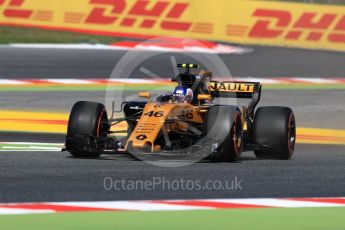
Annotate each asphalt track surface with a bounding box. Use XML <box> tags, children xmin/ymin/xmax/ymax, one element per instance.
<box><xmin>0</xmin><ymin>136</ymin><xmax>344</xmax><ymax>203</ymax></box>
<box><xmin>0</xmin><ymin>46</ymin><xmax>345</xmax><ymax>203</ymax></box>
<box><xmin>0</xmin><ymin>46</ymin><xmax>344</xmax><ymax>78</ymax></box>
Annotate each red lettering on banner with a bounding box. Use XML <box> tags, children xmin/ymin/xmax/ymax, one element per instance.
<box><xmin>249</xmin><ymin>9</ymin><xmax>291</xmax><ymax>38</ymax></box>
<box><xmin>3</xmin><ymin>0</ymin><xmax>32</xmax><ymax>18</ymax></box>
<box><xmin>161</xmin><ymin>21</ymin><xmax>191</xmax><ymax>31</ymax></box>
<box><xmin>127</xmin><ymin>0</ymin><xmax>169</xmax><ymax>28</ymax></box>
<box><xmin>161</xmin><ymin>3</ymin><xmax>192</xmax><ymax>31</ymax></box>
<box><xmin>85</xmin><ymin>0</ymin><xmax>125</xmax><ymax>24</ymax></box>
<box><xmin>9</xmin><ymin>0</ymin><xmax>24</xmax><ymax>5</ymax></box>
<box><xmin>328</xmin><ymin>15</ymin><xmax>345</xmax><ymax>43</ymax></box>
<box><xmin>306</xmin><ymin>32</ymin><xmax>323</xmax><ymax>41</ymax></box>
<box><xmin>285</xmin><ymin>31</ymin><xmax>302</xmax><ymax>40</ymax></box>
<box><xmin>294</xmin><ymin>13</ymin><xmax>336</xmax><ymax>29</ymax></box>
<box><xmin>166</xmin><ymin>3</ymin><xmax>189</xmax><ymax>18</ymax></box>
<box><xmin>85</xmin><ymin>0</ymin><xmax>192</xmax><ymax>31</ymax></box>
<box><xmin>141</xmin><ymin>19</ymin><xmax>155</xmax><ymax>28</ymax></box>
<box><xmin>129</xmin><ymin>0</ymin><xmax>168</xmax><ymax>17</ymax></box>
<box><xmin>121</xmin><ymin>17</ymin><xmax>135</xmax><ymax>26</ymax></box>
<box><xmin>289</xmin><ymin>13</ymin><xmax>336</xmax><ymax>41</ymax></box>
<box><xmin>249</xmin><ymin>8</ymin><xmax>345</xmax><ymax>44</ymax></box>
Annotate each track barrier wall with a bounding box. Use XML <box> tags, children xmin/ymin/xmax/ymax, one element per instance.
<box><xmin>0</xmin><ymin>0</ymin><xmax>344</xmax><ymax>51</ymax></box>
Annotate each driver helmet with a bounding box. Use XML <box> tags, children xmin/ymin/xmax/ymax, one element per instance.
<box><xmin>172</xmin><ymin>86</ymin><xmax>193</xmax><ymax>103</ymax></box>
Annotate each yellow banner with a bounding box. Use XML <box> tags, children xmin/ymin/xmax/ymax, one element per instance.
<box><xmin>0</xmin><ymin>0</ymin><xmax>344</xmax><ymax>51</ymax></box>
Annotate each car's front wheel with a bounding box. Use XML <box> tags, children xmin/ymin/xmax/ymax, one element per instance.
<box><xmin>67</xmin><ymin>101</ymin><xmax>109</xmax><ymax>158</ymax></box>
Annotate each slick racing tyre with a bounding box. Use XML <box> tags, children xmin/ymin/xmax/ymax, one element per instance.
<box><xmin>253</xmin><ymin>106</ymin><xmax>296</xmax><ymax>160</ymax></box>
<box><xmin>205</xmin><ymin>105</ymin><xmax>243</xmax><ymax>162</ymax></box>
<box><xmin>67</xmin><ymin>101</ymin><xmax>109</xmax><ymax>158</ymax></box>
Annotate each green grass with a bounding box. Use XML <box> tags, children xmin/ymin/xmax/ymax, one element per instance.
<box><xmin>1</xmin><ymin>207</ymin><xmax>345</xmax><ymax>230</ymax></box>
<box><xmin>0</xmin><ymin>26</ymin><xmax>124</xmax><ymax>44</ymax></box>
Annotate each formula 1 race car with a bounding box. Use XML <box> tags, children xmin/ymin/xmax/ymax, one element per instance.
<box><xmin>63</xmin><ymin>64</ymin><xmax>296</xmax><ymax>162</ymax></box>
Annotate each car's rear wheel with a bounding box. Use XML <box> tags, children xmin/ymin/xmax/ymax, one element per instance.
<box><xmin>253</xmin><ymin>106</ymin><xmax>296</xmax><ymax>159</ymax></box>
<box><xmin>205</xmin><ymin>105</ymin><xmax>243</xmax><ymax>162</ymax></box>
<box><xmin>67</xmin><ymin>101</ymin><xmax>109</xmax><ymax>158</ymax></box>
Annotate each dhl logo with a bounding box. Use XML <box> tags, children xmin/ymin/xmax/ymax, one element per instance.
<box><xmin>0</xmin><ymin>1</ymin><xmax>344</xmax><ymax>50</ymax></box>
<box><xmin>0</xmin><ymin>0</ymin><xmax>193</xmax><ymax>32</ymax></box>
<box><xmin>85</xmin><ymin>0</ymin><xmax>192</xmax><ymax>31</ymax></box>
<box><xmin>248</xmin><ymin>9</ymin><xmax>345</xmax><ymax>43</ymax></box>
<box><xmin>0</xmin><ymin>0</ymin><xmax>33</xmax><ymax>19</ymax></box>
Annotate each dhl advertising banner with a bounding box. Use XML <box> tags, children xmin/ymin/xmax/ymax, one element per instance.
<box><xmin>0</xmin><ymin>0</ymin><xmax>344</xmax><ymax>51</ymax></box>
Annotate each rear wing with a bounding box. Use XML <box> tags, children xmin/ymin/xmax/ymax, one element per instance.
<box><xmin>209</xmin><ymin>81</ymin><xmax>262</xmax><ymax>117</ymax></box>
<box><xmin>209</xmin><ymin>81</ymin><xmax>261</xmax><ymax>99</ymax></box>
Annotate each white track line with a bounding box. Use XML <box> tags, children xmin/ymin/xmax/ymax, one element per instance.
<box><xmin>45</xmin><ymin>79</ymin><xmax>94</xmax><ymax>84</ymax></box>
<box><xmin>49</xmin><ymin>201</ymin><xmax>212</xmax><ymax>211</ymax></box>
<box><xmin>208</xmin><ymin>198</ymin><xmax>345</xmax><ymax>208</ymax></box>
<box><xmin>6</xmin><ymin>43</ymin><xmax>250</xmax><ymax>54</ymax></box>
<box><xmin>107</xmin><ymin>78</ymin><xmax>167</xmax><ymax>84</ymax></box>
<box><xmin>231</xmin><ymin>77</ymin><xmax>282</xmax><ymax>84</ymax></box>
<box><xmin>0</xmin><ymin>142</ymin><xmax>63</xmax><ymax>152</ymax></box>
<box><xmin>0</xmin><ymin>150</ymin><xmax>61</xmax><ymax>152</ymax></box>
<box><xmin>288</xmin><ymin>78</ymin><xmax>339</xmax><ymax>84</ymax></box>
<box><xmin>0</xmin><ymin>142</ymin><xmax>63</xmax><ymax>145</ymax></box>
<box><xmin>0</xmin><ymin>79</ymin><xmax>29</xmax><ymax>85</ymax></box>
<box><xmin>1</xmin><ymin>146</ymin><xmax>61</xmax><ymax>150</ymax></box>
<box><xmin>0</xmin><ymin>208</ymin><xmax>54</xmax><ymax>215</ymax></box>
<box><xmin>7</xmin><ymin>44</ymin><xmax>119</xmax><ymax>50</ymax></box>
<box><xmin>1</xmin><ymin>198</ymin><xmax>345</xmax><ymax>215</ymax></box>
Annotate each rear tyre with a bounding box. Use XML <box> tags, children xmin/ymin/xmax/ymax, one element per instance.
<box><xmin>67</xmin><ymin>101</ymin><xmax>109</xmax><ymax>158</ymax></box>
<box><xmin>205</xmin><ymin>105</ymin><xmax>243</xmax><ymax>162</ymax></box>
<box><xmin>253</xmin><ymin>106</ymin><xmax>296</xmax><ymax>160</ymax></box>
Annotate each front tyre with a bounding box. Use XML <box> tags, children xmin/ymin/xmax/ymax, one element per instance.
<box><xmin>253</xmin><ymin>106</ymin><xmax>296</xmax><ymax>160</ymax></box>
<box><xmin>67</xmin><ymin>101</ymin><xmax>109</xmax><ymax>158</ymax></box>
<box><xmin>205</xmin><ymin>106</ymin><xmax>243</xmax><ymax>162</ymax></box>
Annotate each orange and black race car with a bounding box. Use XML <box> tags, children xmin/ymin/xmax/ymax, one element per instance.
<box><xmin>63</xmin><ymin>64</ymin><xmax>296</xmax><ymax>162</ymax></box>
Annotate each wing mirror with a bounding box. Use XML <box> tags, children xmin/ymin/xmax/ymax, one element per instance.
<box><xmin>138</xmin><ymin>92</ymin><xmax>151</xmax><ymax>100</ymax></box>
<box><xmin>197</xmin><ymin>94</ymin><xmax>212</xmax><ymax>101</ymax></box>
